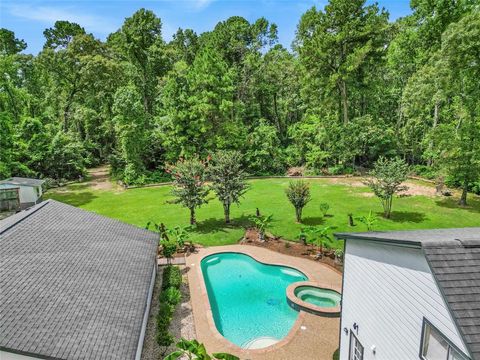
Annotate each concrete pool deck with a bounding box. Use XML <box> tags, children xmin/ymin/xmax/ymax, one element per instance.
<box><xmin>186</xmin><ymin>245</ymin><xmax>342</xmax><ymax>360</ymax></box>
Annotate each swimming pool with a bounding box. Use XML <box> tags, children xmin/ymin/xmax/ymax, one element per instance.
<box><xmin>201</xmin><ymin>252</ymin><xmax>307</xmax><ymax>349</ymax></box>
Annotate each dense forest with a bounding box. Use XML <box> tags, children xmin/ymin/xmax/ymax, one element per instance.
<box><xmin>0</xmin><ymin>0</ymin><xmax>479</xmax><ymax>195</ymax></box>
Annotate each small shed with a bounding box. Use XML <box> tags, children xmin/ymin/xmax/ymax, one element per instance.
<box><xmin>0</xmin><ymin>177</ymin><xmax>45</xmax><ymax>209</ymax></box>
<box><xmin>0</xmin><ymin>184</ymin><xmax>20</xmax><ymax>212</ymax></box>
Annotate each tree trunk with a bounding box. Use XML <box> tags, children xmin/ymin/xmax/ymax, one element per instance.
<box><xmin>273</xmin><ymin>92</ymin><xmax>282</xmax><ymax>138</ymax></box>
<box><xmin>383</xmin><ymin>196</ymin><xmax>392</xmax><ymax>219</ymax></box>
<box><xmin>459</xmin><ymin>181</ymin><xmax>468</xmax><ymax>206</ymax></box>
<box><xmin>427</xmin><ymin>101</ymin><xmax>440</xmax><ymax>167</ymax></box>
<box><xmin>189</xmin><ymin>208</ymin><xmax>196</xmax><ymax>225</ymax></box>
<box><xmin>224</xmin><ymin>203</ymin><xmax>230</xmax><ymax>224</ymax></box>
<box><xmin>339</xmin><ymin>80</ymin><xmax>349</xmax><ymax>124</ymax></box>
<box><xmin>295</xmin><ymin>207</ymin><xmax>302</xmax><ymax>223</ymax></box>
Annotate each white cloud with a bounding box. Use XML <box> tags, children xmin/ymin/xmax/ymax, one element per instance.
<box><xmin>6</xmin><ymin>4</ymin><xmax>119</xmax><ymax>35</ymax></box>
<box><xmin>192</xmin><ymin>0</ymin><xmax>215</xmax><ymax>10</ymax></box>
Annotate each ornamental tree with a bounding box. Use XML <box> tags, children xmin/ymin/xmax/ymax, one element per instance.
<box><xmin>285</xmin><ymin>180</ymin><xmax>311</xmax><ymax>223</ymax></box>
<box><xmin>365</xmin><ymin>157</ymin><xmax>409</xmax><ymax>218</ymax></box>
<box><xmin>207</xmin><ymin>150</ymin><xmax>249</xmax><ymax>223</ymax></box>
<box><xmin>168</xmin><ymin>158</ymin><xmax>209</xmax><ymax>225</ymax></box>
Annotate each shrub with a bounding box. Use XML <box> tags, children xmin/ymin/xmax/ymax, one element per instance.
<box><xmin>445</xmin><ymin>175</ymin><xmax>480</xmax><ymax>195</ymax></box>
<box><xmin>411</xmin><ymin>164</ymin><xmax>437</xmax><ymax>180</ymax></box>
<box><xmin>162</xmin><ymin>266</ymin><xmax>182</xmax><ymax>290</ymax></box>
<box><xmin>156</xmin><ymin>265</ymin><xmax>182</xmax><ymax>348</ymax></box>
<box><xmin>161</xmin><ymin>287</ymin><xmax>182</xmax><ymax>306</ymax></box>
<box><xmin>161</xmin><ymin>240</ymin><xmax>177</xmax><ymax>264</ymax></box>
<box><xmin>156</xmin><ymin>303</ymin><xmax>175</xmax><ymax>346</ymax></box>
<box><xmin>327</xmin><ymin>165</ymin><xmax>344</xmax><ymax>175</ymax></box>
<box><xmin>319</xmin><ymin>203</ymin><xmax>330</xmax><ymax>217</ymax></box>
<box><xmin>156</xmin><ymin>328</ymin><xmax>174</xmax><ymax>347</ymax></box>
<box><xmin>285</xmin><ymin>180</ymin><xmax>311</xmax><ymax>222</ymax></box>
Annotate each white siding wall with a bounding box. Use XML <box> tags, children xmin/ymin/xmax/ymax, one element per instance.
<box><xmin>339</xmin><ymin>239</ymin><xmax>468</xmax><ymax>360</ymax></box>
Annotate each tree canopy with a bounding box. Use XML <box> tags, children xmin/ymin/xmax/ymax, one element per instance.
<box><xmin>0</xmin><ymin>2</ymin><xmax>478</xmax><ymax>202</ymax></box>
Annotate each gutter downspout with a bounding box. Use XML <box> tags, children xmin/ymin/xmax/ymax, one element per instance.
<box><xmin>135</xmin><ymin>262</ymin><xmax>157</xmax><ymax>360</ymax></box>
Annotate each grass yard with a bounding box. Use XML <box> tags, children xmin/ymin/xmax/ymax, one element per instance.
<box><xmin>46</xmin><ymin>178</ymin><xmax>480</xmax><ymax>248</ymax></box>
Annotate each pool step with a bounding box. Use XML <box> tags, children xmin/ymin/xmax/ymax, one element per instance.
<box><xmin>242</xmin><ymin>336</ymin><xmax>279</xmax><ymax>349</ymax></box>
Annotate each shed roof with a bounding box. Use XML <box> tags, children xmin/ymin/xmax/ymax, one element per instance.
<box><xmin>0</xmin><ymin>200</ymin><xmax>158</xmax><ymax>360</ymax></box>
<box><xmin>0</xmin><ymin>177</ymin><xmax>45</xmax><ymax>187</ymax></box>
<box><xmin>336</xmin><ymin>227</ymin><xmax>480</xmax><ymax>360</ymax></box>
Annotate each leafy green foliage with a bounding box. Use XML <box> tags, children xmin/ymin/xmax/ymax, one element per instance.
<box><xmin>0</xmin><ymin>28</ymin><xmax>27</xmax><ymax>55</ymax></box>
<box><xmin>355</xmin><ymin>210</ymin><xmax>379</xmax><ymax>231</ymax></box>
<box><xmin>365</xmin><ymin>157</ymin><xmax>409</xmax><ymax>218</ymax></box>
<box><xmin>249</xmin><ymin>214</ymin><xmax>273</xmax><ymax>241</ymax></box>
<box><xmin>160</xmin><ymin>287</ymin><xmax>182</xmax><ymax>306</ymax></box>
<box><xmin>2</xmin><ymin>1</ymin><xmax>478</xmax><ymax>209</ymax></box>
<box><xmin>207</xmin><ymin>150</ymin><xmax>249</xmax><ymax>223</ymax></box>
<box><xmin>164</xmin><ymin>338</ymin><xmax>239</xmax><ymax>360</ymax></box>
<box><xmin>162</xmin><ymin>265</ymin><xmax>182</xmax><ymax>290</ymax></box>
<box><xmin>160</xmin><ymin>240</ymin><xmax>177</xmax><ymax>263</ymax></box>
<box><xmin>300</xmin><ymin>225</ymin><xmax>337</xmax><ymax>255</ymax></box>
<box><xmin>168</xmin><ymin>158</ymin><xmax>209</xmax><ymax>225</ymax></box>
<box><xmin>156</xmin><ymin>265</ymin><xmax>182</xmax><ymax>348</ymax></box>
<box><xmin>166</xmin><ymin>225</ymin><xmax>191</xmax><ymax>249</ymax></box>
<box><xmin>285</xmin><ymin>180</ymin><xmax>311</xmax><ymax>222</ymax></box>
<box><xmin>319</xmin><ymin>203</ymin><xmax>330</xmax><ymax>217</ymax></box>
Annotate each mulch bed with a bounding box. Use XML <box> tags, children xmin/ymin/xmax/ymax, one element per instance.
<box><xmin>157</xmin><ymin>229</ymin><xmax>344</xmax><ymax>273</ymax></box>
<box><xmin>241</xmin><ymin>228</ymin><xmax>344</xmax><ymax>273</ymax></box>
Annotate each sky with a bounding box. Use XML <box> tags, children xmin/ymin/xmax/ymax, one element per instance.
<box><xmin>0</xmin><ymin>0</ymin><xmax>412</xmax><ymax>55</ymax></box>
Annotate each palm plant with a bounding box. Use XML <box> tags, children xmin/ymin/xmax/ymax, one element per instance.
<box><xmin>164</xmin><ymin>338</ymin><xmax>239</xmax><ymax>360</ymax></box>
<box><xmin>355</xmin><ymin>210</ymin><xmax>378</xmax><ymax>231</ymax></box>
<box><xmin>249</xmin><ymin>214</ymin><xmax>273</xmax><ymax>241</ymax></box>
<box><xmin>301</xmin><ymin>225</ymin><xmax>337</xmax><ymax>257</ymax></box>
<box><xmin>167</xmin><ymin>225</ymin><xmax>192</xmax><ymax>250</ymax></box>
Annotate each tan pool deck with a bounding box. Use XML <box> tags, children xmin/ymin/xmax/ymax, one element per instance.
<box><xmin>186</xmin><ymin>245</ymin><xmax>342</xmax><ymax>360</ymax></box>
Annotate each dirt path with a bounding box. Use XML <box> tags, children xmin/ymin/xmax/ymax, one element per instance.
<box><xmin>85</xmin><ymin>165</ymin><xmax>120</xmax><ymax>191</ymax></box>
<box><xmin>322</xmin><ymin>177</ymin><xmax>438</xmax><ymax>197</ymax></box>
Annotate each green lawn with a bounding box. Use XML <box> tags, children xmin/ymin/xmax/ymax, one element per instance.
<box><xmin>46</xmin><ymin>178</ymin><xmax>480</xmax><ymax>248</ymax></box>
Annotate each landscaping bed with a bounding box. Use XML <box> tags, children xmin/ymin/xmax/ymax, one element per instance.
<box><xmin>141</xmin><ymin>266</ymin><xmax>195</xmax><ymax>360</ymax></box>
<box><xmin>241</xmin><ymin>229</ymin><xmax>343</xmax><ymax>272</ymax></box>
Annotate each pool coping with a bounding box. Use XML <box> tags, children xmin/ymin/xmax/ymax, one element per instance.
<box><xmin>286</xmin><ymin>281</ymin><xmax>342</xmax><ymax>317</ymax></box>
<box><xmin>186</xmin><ymin>245</ymin><xmax>342</xmax><ymax>358</ymax></box>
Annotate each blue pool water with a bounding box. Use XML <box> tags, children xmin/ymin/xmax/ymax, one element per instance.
<box><xmin>201</xmin><ymin>252</ymin><xmax>307</xmax><ymax>348</ymax></box>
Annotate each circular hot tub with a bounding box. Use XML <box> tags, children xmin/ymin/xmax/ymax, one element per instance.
<box><xmin>286</xmin><ymin>281</ymin><xmax>341</xmax><ymax>317</ymax></box>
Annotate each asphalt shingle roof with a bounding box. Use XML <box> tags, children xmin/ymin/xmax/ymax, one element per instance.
<box><xmin>0</xmin><ymin>200</ymin><xmax>158</xmax><ymax>360</ymax></box>
<box><xmin>336</xmin><ymin>227</ymin><xmax>480</xmax><ymax>360</ymax></box>
<box><xmin>335</xmin><ymin>227</ymin><xmax>480</xmax><ymax>246</ymax></box>
<box><xmin>0</xmin><ymin>177</ymin><xmax>45</xmax><ymax>187</ymax></box>
<box><xmin>423</xmin><ymin>239</ymin><xmax>480</xmax><ymax>360</ymax></box>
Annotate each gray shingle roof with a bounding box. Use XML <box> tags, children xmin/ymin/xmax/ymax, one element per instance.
<box><xmin>336</xmin><ymin>227</ymin><xmax>480</xmax><ymax>360</ymax></box>
<box><xmin>335</xmin><ymin>227</ymin><xmax>480</xmax><ymax>246</ymax></box>
<box><xmin>423</xmin><ymin>239</ymin><xmax>480</xmax><ymax>360</ymax></box>
<box><xmin>0</xmin><ymin>200</ymin><xmax>158</xmax><ymax>360</ymax></box>
<box><xmin>0</xmin><ymin>177</ymin><xmax>45</xmax><ymax>187</ymax></box>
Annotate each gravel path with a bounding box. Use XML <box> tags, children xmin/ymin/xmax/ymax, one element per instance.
<box><xmin>141</xmin><ymin>266</ymin><xmax>196</xmax><ymax>360</ymax></box>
